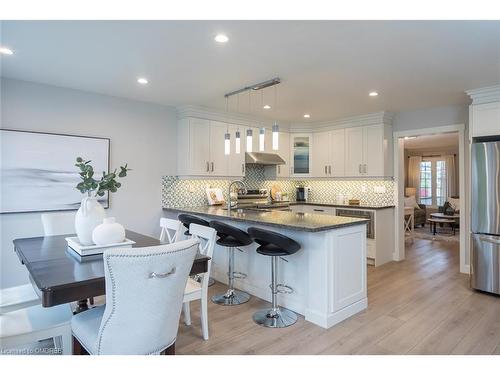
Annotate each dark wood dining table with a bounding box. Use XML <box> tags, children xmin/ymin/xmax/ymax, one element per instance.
<box><xmin>13</xmin><ymin>230</ymin><xmax>210</xmax><ymax>311</ymax></box>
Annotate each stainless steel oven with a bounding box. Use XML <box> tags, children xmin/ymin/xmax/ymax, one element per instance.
<box><xmin>336</xmin><ymin>209</ymin><xmax>374</xmax><ymax>239</ymax></box>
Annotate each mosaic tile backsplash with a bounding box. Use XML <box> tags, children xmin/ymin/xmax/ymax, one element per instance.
<box><xmin>162</xmin><ymin>165</ymin><xmax>394</xmax><ymax>208</ymax></box>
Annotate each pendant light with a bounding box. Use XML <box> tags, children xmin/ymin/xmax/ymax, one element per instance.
<box><xmin>235</xmin><ymin>129</ymin><xmax>241</xmax><ymax>154</ymax></box>
<box><xmin>272</xmin><ymin>122</ymin><xmax>279</xmax><ymax>150</ymax></box>
<box><xmin>246</xmin><ymin>129</ymin><xmax>253</xmax><ymax>152</ymax></box>
<box><xmin>246</xmin><ymin>90</ymin><xmax>253</xmax><ymax>152</ymax></box>
<box><xmin>224</xmin><ymin>97</ymin><xmax>230</xmax><ymax>155</ymax></box>
<box><xmin>234</xmin><ymin>94</ymin><xmax>240</xmax><ymax>154</ymax></box>
<box><xmin>259</xmin><ymin>90</ymin><xmax>265</xmax><ymax>151</ymax></box>
<box><xmin>259</xmin><ymin>127</ymin><xmax>265</xmax><ymax>151</ymax></box>
<box><xmin>272</xmin><ymin>85</ymin><xmax>279</xmax><ymax>150</ymax></box>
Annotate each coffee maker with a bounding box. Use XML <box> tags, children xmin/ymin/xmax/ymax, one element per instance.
<box><xmin>296</xmin><ymin>186</ymin><xmax>309</xmax><ymax>202</ymax></box>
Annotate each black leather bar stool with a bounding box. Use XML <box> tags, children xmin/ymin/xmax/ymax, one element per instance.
<box><xmin>247</xmin><ymin>227</ymin><xmax>301</xmax><ymax>328</ymax></box>
<box><xmin>178</xmin><ymin>214</ymin><xmax>210</xmax><ymax>236</ymax></box>
<box><xmin>209</xmin><ymin>221</ymin><xmax>253</xmax><ymax>305</ymax></box>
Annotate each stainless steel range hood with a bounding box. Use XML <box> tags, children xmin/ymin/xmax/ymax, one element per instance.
<box><xmin>245</xmin><ymin>152</ymin><xmax>285</xmax><ymax>165</ymax></box>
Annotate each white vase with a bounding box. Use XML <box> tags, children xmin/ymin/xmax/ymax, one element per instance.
<box><xmin>75</xmin><ymin>197</ymin><xmax>106</xmax><ymax>245</ymax></box>
<box><xmin>92</xmin><ymin>217</ymin><xmax>125</xmax><ymax>245</ymax></box>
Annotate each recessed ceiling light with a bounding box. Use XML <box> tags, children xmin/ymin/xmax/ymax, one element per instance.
<box><xmin>404</xmin><ymin>136</ymin><xmax>417</xmax><ymax>140</ymax></box>
<box><xmin>263</xmin><ymin>105</ymin><xmax>271</xmax><ymax>109</ymax></box>
<box><xmin>0</xmin><ymin>47</ymin><xmax>14</xmax><ymax>55</ymax></box>
<box><xmin>369</xmin><ymin>91</ymin><xmax>379</xmax><ymax>97</ymax></box>
<box><xmin>214</xmin><ymin>34</ymin><xmax>229</xmax><ymax>43</ymax></box>
<box><xmin>303</xmin><ymin>114</ymin><xmax>311</xmax><ymax>118</ymax></box>
<box><xmin>137</xmin><ymin>78</ymin><xmax>148</xmax><ymax>85</ymax></box>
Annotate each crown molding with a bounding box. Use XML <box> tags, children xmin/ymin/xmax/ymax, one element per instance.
<box><xmin>176</xmin><ymin>105</ymin><xmax>290</xmax><ymax>130</ymax></box>
<box><xmin>466</xmin><ymin>84</ymin><xmax>500</xmax><ymax>105</ymax></box>
<box><xmin>177</xmin><ymin>105</ymin><xmax>393</xmax><ymax>133</ymax></box>
<box><xmin>289</xmin><ymin>111</ymin><xmax>393</xmax><ymax>132</ymax></box>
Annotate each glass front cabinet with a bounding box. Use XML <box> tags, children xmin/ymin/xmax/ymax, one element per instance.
<box><xmin>290</xmin><ymin>133</ymin><xmax>312</xmax><ymax>177</ymax></box>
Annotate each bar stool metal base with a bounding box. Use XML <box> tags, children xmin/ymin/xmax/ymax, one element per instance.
<box><xmin>211</xmin><ymin>290</ymin><xmax>250</xmax><ymax>305</ymax></box>
<box><xmin>252</xmin><ymin>307</ymin><xmax>297</xmax><ymax>328</ymax></box>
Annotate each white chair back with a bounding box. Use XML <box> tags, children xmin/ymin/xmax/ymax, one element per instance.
<box><xmin>41</xmin><ymin>212</ymin><xmax>76</xmax><ymax>236</ymax></box>
<box><xmin>159</xmin><ymin>218</ymin><xmax>182</xmax><ymax>244</ymax></box>
<box><xmin>189</xmin><ymin>223</ymin><xmax>216</xmax><ymax>290</ymax></box>
<box><xmin>96</xmin><ymin>239</ymin><xmax>199</xmax><ymax>354</ymax></box>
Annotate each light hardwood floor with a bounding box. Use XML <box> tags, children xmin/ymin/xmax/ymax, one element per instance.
<box><xmin>176</xmin><ymin>238</ymin><xmax>500</xmax><ymax>355</ymax></box>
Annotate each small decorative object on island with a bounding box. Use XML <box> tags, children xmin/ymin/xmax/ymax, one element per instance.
<box><xmin>74</xmin><ymin>157</ymin><xmax>130</xmax><ymax>245</ymax></box>
<box><xmin>92</xmin><ymin>217</ymin><xmax>126</xmax><ymax>245</ymax></box>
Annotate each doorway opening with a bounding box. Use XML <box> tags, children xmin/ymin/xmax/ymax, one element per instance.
<box><xmin>393</xmin><ymin>124</ymin><xmax>467</xmax><ymax>274</ymax></box>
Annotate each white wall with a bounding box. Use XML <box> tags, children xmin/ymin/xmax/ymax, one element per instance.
<box><xmin>392</xmin><ymin>104</ymin><xmax>468</xmax><ymax>132</ymax></box>
<box><xmin>0</xmin><ymin>78</ymin><xmax>177</xmax><ymax>288</ymax></box>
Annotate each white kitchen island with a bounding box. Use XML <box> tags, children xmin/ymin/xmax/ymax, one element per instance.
<box><xmin>163</xmin><ymin>206</ymin><xmax>368</xmax><ymax>329</ymax></box>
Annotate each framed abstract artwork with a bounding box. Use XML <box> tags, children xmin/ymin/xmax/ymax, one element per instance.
<box><xmin>0</xmin><ymin>129</ymin><xmax>110</xmax><ymax>213</ymax></box>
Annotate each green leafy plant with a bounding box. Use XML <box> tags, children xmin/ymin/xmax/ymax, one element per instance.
<box><xmin>75</xmin><ymin>157</ymin><xmax>131</xmax><ymax>197</ymax></box>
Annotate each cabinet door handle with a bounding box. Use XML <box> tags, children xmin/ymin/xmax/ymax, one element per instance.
<box><xmin>328</xmin><ymin>165</ymin><xmax>332</xmax><ymax>175</ymax></box>
<box><xmin>211</xmin><ymin>162</ymin><xmax>214</xmax><ymax>172</ymax></box>
<box><xmin>358</xmin><ymin>164</ymin><xmax>362</xmax><ymax>174</ymax></box>
<box><xmin>324</xmin><ymin>165</ymin><xmax>328</xmax><ymax>175</ymax></box>
<box><xmin>242</xmin><ymin>163</ymin><xmax>245</xmax><ymax>174</ymax></box>
<box><xmin>363</xmin><ymin>164</ymin><xmax>367</xmax><ymax>174</ymax></box>
<box><xmin>206</xmin><ymin>162</ymin><xmax>210</xmax><ymax>172</ymax></box>
<box><xmin>278</xmin><ymin>165</ymin><xmax>280</xmax><ymax>174</ymax></box>
<box><xmin>313</xmin><ymin>208</ymin><xmax>325</xmax><ymax>212</ymax></box>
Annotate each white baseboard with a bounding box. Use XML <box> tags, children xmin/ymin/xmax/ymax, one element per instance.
<box><xmin>460</xmin><ymin>264</ymin><xmax>470</xmax><ymax>274</ymax></box>
<box><xmin>305</xmin><ymin>298</ymin><xmax>368</xmax><ymax>329</ymax></box>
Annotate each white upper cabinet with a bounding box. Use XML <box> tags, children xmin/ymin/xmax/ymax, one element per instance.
<box><xmin>290</xmin><ymin>133</ymin><xmax>313</xmax><ymax>177</ymax></box>
<box><xmin>330</xmin><ymin>129</ymin><xmax>345</xmax><ymax>177</ymax></box>
<box><xmin>312</xmin><ymin>131</ymin><xmax>331</xmax><ymax>177</ymax></box>
<box><xmin>226</xmin><ymin>124</ymin><xmax>246</xmax><ymax>177</ymax></box>
<box><xmin>178</xmin><ymin>115</ymin><xmax>392</xmax><ymax>178</ymax></box>
<box><xmin>180</xmin><ymin>117</ymin><xmax>210</xmax><ymax>176</ymax></box>
<box><xmin>470</xmin><ymin>102</ymin><xmax>500</xmax><ymax>137</ymax></box>
<box><xmin>263</xmin><ymin>130</ymin><xmax>290</xmax><ymax>178</ymax></box>
<box><xmin>345</xmin><ymin>124</ymin><xmax>392</xmax><ymax>177</ymax></box>
<box><xmin>312</xmin><ymin>129</ymin><xmax>345</xmax><ymax>177</ymax></box>
<box><xmin>208</xmin><ymin>121</ymin><xmax>228</xmax><ymax>176</ymax></box>
<box><xmin>177</xmin><ymin>117</ymin><xmax>244</xmax><ymax>177</ymax></box>
<box><xmin>345</xmin><ymin>127</ymin><xmax>365</xmax><ymax>176</ymax></box>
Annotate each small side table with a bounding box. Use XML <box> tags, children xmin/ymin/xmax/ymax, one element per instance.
<box><xmin>404</xmin><ymin>206</ymin><xmax>415</xmax><ymax>243</ymax></box>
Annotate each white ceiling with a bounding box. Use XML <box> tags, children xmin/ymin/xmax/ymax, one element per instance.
<box><xmin>1</xmin><ymin>20</ymin><xmax>499</xmax><ymax>122</ymax></box>
<box><xmin>404</xmin><ymin>132</ymin><xmax>459</xmax><ymax>150</ymax></box>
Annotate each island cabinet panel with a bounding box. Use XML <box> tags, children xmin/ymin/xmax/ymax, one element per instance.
<box><xmin>163</xmin><ymin>206</ymin><xmax>368</xmax><ymax>329</ymax></box>
<box><xmin>306</xmin><ymin>224</ymin><xmax>367</xmax><ymax>328</ymax></box>
<box><xmin>330</xmin><ymin>227</ymin><xmax>367</xmax><ymax>312</ymax></box>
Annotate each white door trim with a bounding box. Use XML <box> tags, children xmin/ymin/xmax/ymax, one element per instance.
<box><xmin>393</xmin><ymin>124</ymin><xmax>468</xmax><ymax>274</ymax></box>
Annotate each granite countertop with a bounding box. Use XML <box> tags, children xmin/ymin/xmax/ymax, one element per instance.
<box><xmin>163</xmin><ymin>206</ymin><xmax>369</xmax><ymax>232</ymax></box>
<box><xmin>288</xmin><ymin>201</ymin><xmax>395</xmax><ymax>210</ymax></box>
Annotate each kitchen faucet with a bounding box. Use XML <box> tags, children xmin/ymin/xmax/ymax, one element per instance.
<box><xmin>227</xmin><ymin>180</ymin><xmax>247</xmax><ymax>212</ymax></box>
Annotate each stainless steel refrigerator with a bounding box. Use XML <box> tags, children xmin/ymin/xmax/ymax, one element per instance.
<box><xmin>471</xmin><ymin>136</ymin><xmax>500</xmax><ymax>295</ymax></box>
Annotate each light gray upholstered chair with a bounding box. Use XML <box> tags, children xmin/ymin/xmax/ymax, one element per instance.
<box><xmin>71</xmin><ymin>239</ymin><xmax>199</xmax><ymax>355</ymax></box>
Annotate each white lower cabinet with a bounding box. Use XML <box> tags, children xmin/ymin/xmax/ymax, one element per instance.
<box><xmin>290</xmin><ymin>205</ymin><xmax>394</xmax><ymax>266</ymax></box>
